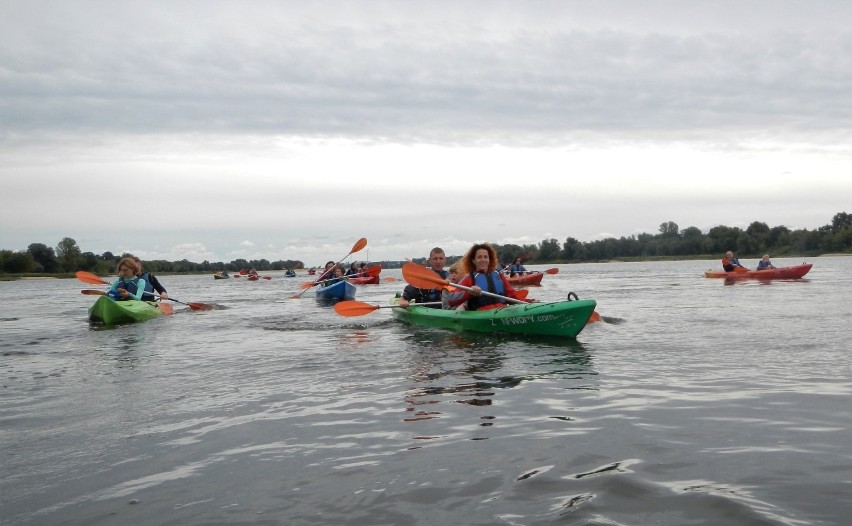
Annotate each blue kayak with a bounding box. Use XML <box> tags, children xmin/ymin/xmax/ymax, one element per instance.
<box><xmin>315</xmin><ymin>280</ymin><xmax>356</xmax><ymax>301</ymax></box>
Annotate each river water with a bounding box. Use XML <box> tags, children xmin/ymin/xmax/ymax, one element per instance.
<box><xmin>2</xmin><ymin>257</ymin><xmax>851</xmax><ymax>525</ymax></box>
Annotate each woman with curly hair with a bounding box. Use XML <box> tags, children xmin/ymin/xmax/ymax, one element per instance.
<box><xmin>447</xmin><ymin>242</ymin><xmax>529</xmax><ymax>311</ymax></box>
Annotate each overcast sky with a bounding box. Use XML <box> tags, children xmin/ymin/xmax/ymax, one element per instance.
<box><xmin>2</xmin><ymin>0</ymin><xmax>851</xmax><ymax>265</ymax></box>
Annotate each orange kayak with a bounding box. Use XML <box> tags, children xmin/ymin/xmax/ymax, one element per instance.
<box><xmin>506</xmin><ymin>272</ymin><xmax>544</xmax><ymax>286</ymax></box>
<box><xmin>704</xmin><ymin>263</ymin><xmax>812</xmax><ymax>279</ymax></box>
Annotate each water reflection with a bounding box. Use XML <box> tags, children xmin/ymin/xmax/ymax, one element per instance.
<box><xmin>400</xmin><ymin>328</ymin><xmax>598</xmax><ymax>446</ymax></box>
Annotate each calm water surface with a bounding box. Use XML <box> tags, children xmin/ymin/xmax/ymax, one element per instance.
<box><xmin>2</xmin><ymin>257</ymin><xmax>851</xmax><ymax>525</ymax></box>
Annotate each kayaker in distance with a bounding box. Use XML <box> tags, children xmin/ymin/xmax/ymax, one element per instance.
<box><xmin>398</xmin><ymin>247</ymin><xmax>447</xmax><ymax>309</ymax></box>
<box><xmin>756</xmin><ymin>254</ymin><xmax>777</xmax><ymax>271</ymax></box>
<box><xmin>109</xmin><ymin>257</ymin><xmax>149</xmax><ymax>301</ymax></box>
<box><xmin>448</xmin><ymin>243</ymin><xmax>530</xmax><ymax>311</ymax></box>
<box><xmin>508</xmin><ymin>256</ymin><xmax>528</xmax><ymax>277</ymax></box>
<box><xmin>345</xmin><ymin>262</ymin><xmax>360</xmax><ymax>276</ymax></box>
<box><xmin>722</xmin><ymin>250</ymin><xmax>747</xmax><ymax>272</ymax></box>
<box><xmin>133</xmin><ymin>256</ymin><xmax>168</xmax><ymax>301</ymax></box>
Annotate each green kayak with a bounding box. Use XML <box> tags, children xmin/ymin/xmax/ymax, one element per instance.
<box><xmin>88</xmin><ymin>296</ymin><xmax>168</xmax><ymax>325</ymax></box>
<box><xmin>391</xmin><ymin>298</ymin><xmax>597</xmax><ymax>338</ymax></box>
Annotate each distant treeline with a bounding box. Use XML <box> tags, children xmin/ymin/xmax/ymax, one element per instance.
<box><xmin>2</xmin><ymin>212</ymin><xmax>850</xmax><ymax>276</ymax></box>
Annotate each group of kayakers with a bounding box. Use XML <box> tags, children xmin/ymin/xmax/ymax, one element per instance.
<box><xmin>310</xmin><ymin>260</ymin><xmax>374</xmax><ymax>286</ymax></box>
<box><xmin>398</xmin><ymin>243</ymin><xmax>531</xmax><ymax>312</ymax></box>
<box><xmin>722</xmin><ymin>251</ymin><xmax>777</xmax><ymax>272</ymax></box>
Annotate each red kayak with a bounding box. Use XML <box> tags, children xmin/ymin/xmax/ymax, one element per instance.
<box><xmin>506</xmin><ymin>272</ymin><xmax>544</xmax><ymax>286</ymax></box>
<box><xmin>704</xmin><ymin>263</ymin><xmax>812</xmax><ymax>280</ymax></box>
<box><xmin>348</xmin><ymin>275</ymin><xmax>380</xmax><ymax>285</ymax></box>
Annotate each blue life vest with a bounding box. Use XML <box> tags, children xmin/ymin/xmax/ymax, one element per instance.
<box><xmin>138</xmin><ymin>272</ymin><xmax>156</xmax><ymax>301</ymax></box>
<box><xmin>114</xmin><ymin>277</ymin><xmax>142</xmax><ymax>299</ymax></box>
<box><xmin>467</xmin><ymin>271</ymin><xmax>505</xmax><ymax>310</ymax></box>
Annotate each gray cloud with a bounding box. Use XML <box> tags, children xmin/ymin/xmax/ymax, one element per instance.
<box><xmin>3</xmin><ymin>1</ymin><xmax>852</xmax><ymax>147</ymax></box>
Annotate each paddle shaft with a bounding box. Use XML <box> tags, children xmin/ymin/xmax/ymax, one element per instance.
<box><xmin>383</xmin><ymin>302</ymin><xmax>441</xmax><ymax>309</ymax></box>
<box><xmin>451</xmin><ymin>280</ymin><xmax>526</xmax><ymax>305</ymax></box>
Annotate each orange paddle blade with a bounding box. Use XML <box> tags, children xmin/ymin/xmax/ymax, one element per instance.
<box><xmin>515</xmin><ymin>289</ymin><xmax>530</xmax><ymax>300</ymax></box>
<box><xmin>81</xmin><ymin>289</ymin><xmax>107</xmax><ymax>296</ymax></box>
<box><xmin>334</xmin><ymin>300</ymin><xmax>380</xmax><ymax>317</ymax></box>
<box><xmin>364</xmin><ymin>265</ymin><xmax>382</xmax><ymax>277</ymax></box>
<box><xmin>544</xmin><ymin>268</ymin><xmax>559</xmax><ymax>275</ymax></box>
<box><xmin>76</xmin><ymin>271</ymin><xmax>109</xmax><ymax>285</ymax></box>
<box><xmin>158</xmin><ymin>303</ymin><xmax>174</xmax><ymax>315</ymax></box>
<box><xmin>384</xmin><ymin>277</ymin><xmax>397</xmax><ymax>282</ymax></box>
<box><xmin>401</xmin><ymin>262</ymin><xmax>449</xmax><ymax>289</ymax></box>
<box><xmin>587</xmin><ymin>311</ymin><xmax>601</xmax><ymax>323</ymax></box>
<box><xmin>350</xmin><ymin>237</ymin><xmax>368</xmax><ymax>254</ymax></box>
<box><xmin>186</xmin><ymin>301</ymin><xmax>213</xmax><ymax>311</ymax></box>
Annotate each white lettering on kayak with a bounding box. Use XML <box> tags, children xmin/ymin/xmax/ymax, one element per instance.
<box><xmin>500</xmin><ymin>314</ymin><xmax>561</xmax><ymax>326</ymax></box>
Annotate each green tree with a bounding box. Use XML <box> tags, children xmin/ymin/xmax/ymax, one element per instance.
<box><xmin>0</xmin><ymin>250</ymin><xmax>36</xmax><ymax>273</ymax></box>
<box><xmin>659</xmin><ymin>221</ymin><xmax>679</xmax><ymax>237</ymax></box>
<box><xmin>831</xmin><ymin>212</ymin><xmax>851</xmax><ymax>232</ymax></box>
<box><xmin>27</xmin><ymin>243</ymin><xmax>59</xmax><ymax>273</ymax></box>
<box><xmin>679</xmin><ymin>226</ymin><xmax>704</xmax><ymax>254</ymax></box>
<box><xmin>746</xmin><ymin>221</ymin><xmax>770</xmax><ymax>252</ymax></box>
<box><xmin>537</xmin><ymin>238</ymin><xmax>561</xmax><ymax>261</ymax></box>
<box><xmin>56</xmin><ymin>237</ymin><xmax>82</xmax><ymax>272</ymax></box>
<box><xmin>707</xmin><ymin>226</ymin><xmax>740</xmax><ymax>253</ymax></box>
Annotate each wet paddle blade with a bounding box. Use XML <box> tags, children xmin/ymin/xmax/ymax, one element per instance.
<box><xmin>544</xmin><ymin>268</ymin><xmax>559</xmax><ymax>275</ymax></box>
<box><xmin>76</xmin><ymin>271</ymin><xmax>109</xmax><ymax>285</ymax></box>
<box><xmin>350</xmin><ymin>237</ymin><xmax>368</xmax><ymax>254</ymax></box>
<box><xmin>81</xmin><ymin>289</ymin><xmax>107</xmax><ymax>296</ymax></box>
<box><xmin>401</xmin><ymin>262</ymin><xmax>449</xmax><ymax>289</ymax></box>
<box><xmin>334</xmin><ymin>300</ymin><xmax>380</xmax><ymax>317</ymax></box>
<box><xmin>364</xmin><ymin>265</ymin><xmax>382</xmax><ymax>277</ymax></box>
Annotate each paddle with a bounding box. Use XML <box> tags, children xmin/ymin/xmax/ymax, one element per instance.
<box><xmin>503</xmin><ymin>267</ymin><xmax>559</xmax><ymax>275</ymax></box>
<box><xmin>76</xmin><ymin>270</ymin><xmax>110</xmax><ymax>285</ymax></box>
<box><xmin>364</xmin><ymin>265</ymin><xmax>382</xmax><ymax>277</ymax></box>
<box><xmin>291</xmin><ymin>237</ymin><xmax>368</xmax><ymax>299</ymax></box>
<box><xmin>81</xmin><ymin>289</ymin><xmax>213</xmax><ymax>311</ymax></box>
<box><xmin>402</xmin><ymin>262</ymin><xmax>527</xmax><ymax>305</ymax></box>
<box><xmin>334</xmin><ymin>300</ymin><xmax>443</xmax><ymax>317</ymax></box>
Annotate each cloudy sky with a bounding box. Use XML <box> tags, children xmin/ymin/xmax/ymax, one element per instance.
<box><xmin>2</xmin><ymin>1</ymin><xmax>851</xmax><ymax>265</ymax></box>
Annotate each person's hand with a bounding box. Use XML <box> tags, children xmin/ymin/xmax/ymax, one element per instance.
<box><xmin>398</xmin><ymin>297</ymin><xmax>410</xmax><ymax>309</ymax></box>
<box><xmin>470</xmin><ymin>286</ymin><xmax>482</xmax><ymax>296</ymax></box>
<box><xmin>118</xmin><ymin>288</ymin><xmax>128</xmax><ymax>299</ymax></box>
<box><xmin>160</xmin><ymin>292</ymin><xmax>169</xmax><ymax>300</ymax></box>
